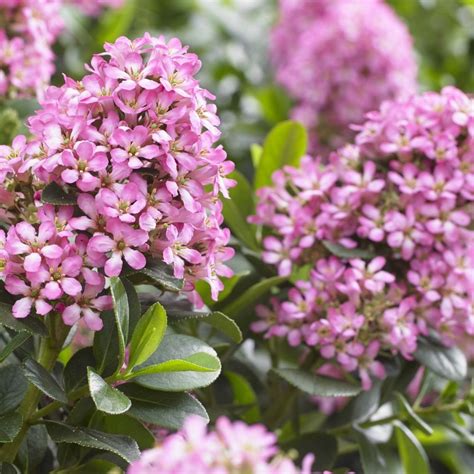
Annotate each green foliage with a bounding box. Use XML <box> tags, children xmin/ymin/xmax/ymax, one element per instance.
<box><xmin>87</xmin><ymin>368</ymin><xmax>131</xmax><ymax>415</ymax></box>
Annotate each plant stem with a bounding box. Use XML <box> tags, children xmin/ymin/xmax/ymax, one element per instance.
<box><xmin>0</xmin><ymin>314</ymin><xmax>70</xmax><ymax>463</ymax></box>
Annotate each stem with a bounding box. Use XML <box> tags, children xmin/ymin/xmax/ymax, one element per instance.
<box><xmin>0</xmin><ymin>314</ymin><xmax>70</xmax><ymax>463</ymax></box>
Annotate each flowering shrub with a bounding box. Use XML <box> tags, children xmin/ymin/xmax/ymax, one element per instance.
<box><xmin>251</xmin><ymin>87</ymin><xmax>474</xmax><ymax>389</ymax></box>
<box><xmin>0</xmin><ymin>0</ymin><xmax>62</xmax><ymax>98</ymax></box>
<box><xmin>128</xmin><ymin>416</ymin><xmax>315</xmax><ymax>474</ymax></box>
<box><xmin>270</xmin><ymin>0</ymin><xmax>418</xmax><ymax>151</ymax></box>
<box><xmin>0</xmin><ymin>33</ymin><xmax>234</xmax><ymax>330</ymax></box>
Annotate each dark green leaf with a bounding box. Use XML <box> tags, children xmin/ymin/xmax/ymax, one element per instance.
<box><xmin>0</xmin><ymin>412</ymin><xmax>22</xmax><ymax>442</ymax></box>
<box><xmin>415</xmin><ymin>338</ymin><xmax>467</xmax><ymax>381</ymax></box>
<box><xmin>128</xmin><ymin>259</ymin><xmax>183</xmax><ymax>292</ymax></box>
<box><xmin>22</xmin><ymin>359</ymin><xmax>67</xmax><ymax>403</ymax></box>
<box><xmin>134</xmin><ymin>334</ymin><xmax>221</xmax><ymax>392</ymax></box>
<box><xmin>18</xmin><ymin>425</ymin><xmax>48</xmax><ymax>471</ymax></box>
<box><xmin>254</xmin><ymin>121</ymin><xmax>307</xmax><ymax>189</ymax></box>
<box><xmin>128</xmin><ymin>302</ymin><xmax>167</xmax><ymax>370</ymax></box>
<box><xmin>0</xmin><ymin>463</ymin><xmax>21</xmax><ymax>474</ymax></box>
<box><xmin>0</xmin><ymin>303</ymin><xmax>48</xmax><ymax>336</ymax></box>
<box><xmin>122</xmin><ymin>278</ymin><xmax>141</xmax><ymax>341</ymax></box>
<box><xmin>322</xmin><ymin>241</ymin><xmax>374</xmax><ymax>259</ymax></box>
<box><xmin>93</xmin><ymin>311</ymin><xmax>121</xmax><ymax>377</ymax></box>
<box><xmin>64</xmin><ymin>347</ymin><xmax>96</xmax><ymax>394</ymax></box>
<box><xmin>0</xmin><ymin>365</ymin><xmax>27</xmax><ymax>415</ymax></box>
<box><xmin>355</xmin><ymin>428</ymin><xmax>388</xmax><ymax>474</ymax></box>
<box><xmin>283</xmin><ymin>432</ymin><xmax>337</xmax><ymax>471</ymax></box>
<box><xmin>222</xmin><ymin>170</ymin><xmax>259</xmax><ymax>251</ymax></box>
<box><xmin>109</xmin><ymin>277</ymin><xmax>129</xmax><ymax>362</ymax></box>
<box><xmin>87</xmin><ymin>368</ymin><xmax>131</xmax><ymax>415</ymax></box>
<box><xmin>221</xmin><ymin>276</ymin><xmax>286</xmax><ymax>317</ymax></box>
<box><xmin>122</xmin><ymin>384</ymin><xmax>209</xmax><ymax>430</ymax></box>
<box><xmin>0</xmin><ymin>332</ymin><xmax>31</xmax><ymax>363</ymax></box>
<box><xmin>225</xmin><ymin>371</ymin><xmax>260</xmax><ymax>423</ymax></box>
<box><xmin>273</xmin><ymin>368</ymin><xmax>361</xmax><ymax>397</ymax></box>
<box><xmin>395</xmin><ymin>392</ymin><xmax>433</xmax><ymax>435</ymax></box>
<box><xmin>172</xmin><ymin>311</ymin><xmax>242</xmax><ymax>343</ymax></box>
<box><xmin>394</xmin><ymin>422</ymin><xmax>430</xmax><ymax>474</ymax></box>
<box><xmin>99</xmin><ymin>414</ymin><xmax>155</xmax><ymax>450</ymax></box>
<box><xmin>45</xmin><ymin>421</ymin><xmax>140</xmax><ymax>464</ymax></box>
<box><xmin>41</xmin><ymin>182</ymin><xmax>76</xmax><ymax>206</ymax></box>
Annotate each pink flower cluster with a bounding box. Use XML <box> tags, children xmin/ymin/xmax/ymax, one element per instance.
<box><xmin>251</xmin><ymin>87</ymin><xmax>474</xmax><ymax>389</ymax></box>
<box><xmin>270</xmin><ymin>0</ymin><xmax>418</xmax><ymax>152</ymax></box>
<box><xmin>127</xmin><ymin>416</ymin><xmax>314</xmax><ymax>474</ymax></box>
<box><xmin>0</xmin><ymin>0</ymin><xmax>63</xmax><ymax>98</ymax></box>
<box><xmin>69</xmin><ymin>0</ymin><xmax>123</xmax><ymax>15</ymax></box>
<box><xmin>0</xmin><ymin>34</ymin><xmax>235</xmax><ymax>330</ymax></box>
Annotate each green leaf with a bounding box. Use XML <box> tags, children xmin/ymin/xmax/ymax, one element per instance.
<box><xmin>134</xmin><ymin>334</ymin><xmax>221</xmax><ymax>392</ymax></box>
<box><xmin>22</xmin><ymin>359</ymin><xmax>67</xmax><ymax>403</ymax></box>
<box><xmin>196</xmin><ymin>271</ymin><xmax>250</xmax><ymax>308</ymax></box>
<box><xmin>45</xmin><ymin>421</ymin><xmax>140</xmax><ymax>464</ymax></box>
<box><xmin>5</xmin><ymin>98</ymin><xmax>39</xmax><ymax>120</ymax></box>
<box><xmin>95</xmin><ymin>0</ymin><xmax>137</xmax><ymax>46</ymax></box>
<box><xmin>273</xmin><ymin>368</ymin><xmax>361</xmax><ymax>397</ymax></box>
<box><xmin>0</xmin><ymin>108</ymin><xmax>20</xmax><ymax>145</ymax></box>
<box><xmin>93</xmin><ymin>311</ymin><xmax>121</xmax><ymax>377</ymax></box>
<box><xmin>395</xmin><ymin>392</ymin><xmax>433</xmax><ymax>435</ymax></box>
<box><xmin>41</xmin><ymin>182</ymin><xmax>77</xmax><ymax>206</ymax></box>
<box><xmin>87</xmin><ymin>368</ymin><xmax>131</xmax><ymax>415</ymax></box>
<box><xmin>171</xmin><ymin>311</ymin><xmax>242</xmax><ymax>343</ymax></box>
<box><xmin>99</xmin><ymin>414</ymin><xmax>155</xmax><ymax>450</ymax></box>
<box><xmin>122</xmin><ymin>384</ymin><xmax>209</xmax><ymax>430</ymax></box>
<box><xmin>254</xmin><ymin>121</ymin><xmax>307</xmax><ymax>189</ymax></box>
<box><xmin>221</xmin><ymin>276</ymin><xmax>287</xmax><ymax>317</ymax></box>
<box><xmin>415</xmin><ymin>338</ymin><xmax>467</xmax><ymax>381</ymax></box>
<box><xmin>64</xmin><ymin>347</ymin><xmax>96</xmax><ymax>394</ymax></box>
<box><xmin>109</xmin><ymin>277</ymin><xmax>129</xmax><ymax>367</ymax></box>
<box><xmin>127</xmin><ymin>259</ymin><xmax>183</xmax><ymax>292</ymax></box>
<box><xmin>130</xmin><ymin>352</ymin><xmax>220</xmax><ymax>379</ymax></box>
<box><xmin>0</xmin><ymin>303</ymin><xmax>48</xmax><ymax>336</ymax></box>
<box><xmin>355</xmin><ymin>428</ymin><xmax>388</xmax><ymax>474</ymax></box>
<box><xmin>225</xmin><ymin>371</ymin><xmax>260</xmax><ymax>423</ymax></box>
<box><xmin>128</xmin><ymin>302</ymin><xmax>167</xmax><ymax>370</ymax></box>
<box><xmin>222</xmin><ymin>170</ymin><xmax>259</xmax><ymax>251</ymax></box>
<box><xmin>338</xmin><ymin>379</ymin><xmax>383</xmax><ymax>424</ymax></box>
<box><xmin>283</xmin><ymin>432</ymin><xmax>337</xmax><ymax>471</ymax></box>
<box><xmin>0</xmin><ymin>463</ymin><xmax>21</xmax><ymax>474</ymax></box>
<box><xmin>394</xmin><ymin>422</ymin><xmax>430</xmax><ymax>474</ymax></box>
<box><xmin>18</xmin><ymin>425</ymin><xmax>48</xmax><ymax>471</ymax></box>
<box><xmin>322</xmin><ymin>241</ymin><xmax>375</xmax><ymax>260</ymax></box>
<box><xmin>0</xmin><ymin>365</ymin><xmax>27</xmax><ymax>415</ymax></box>
<box><xmin>0</xmin><ymin>412</ymin><xmax>22</xmax><ymax>442</ymax></box>
<box><xmin>255</xmin><ymin>86</ymin><xmax>291</xmax><ymax>124</ymax></box>
<box><xmin>250</xmin><ymin>144</ymin><xmax>263</xmax><ymax>169</ymax></box>
<box><xmin>122</xmin><ymin>278</ymin><xmax>141</xmax><ymax>341</ymax></box>
<box><xmin>0</xmin><ymin>332</ymin><xmax>31</xmax><ymax>363</ymax></box>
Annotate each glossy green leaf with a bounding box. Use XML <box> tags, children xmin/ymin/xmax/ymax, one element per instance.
<box><xmin>64</xmin><ymin>347</ymin><xmax>96</xmax><ymax>394</ymax></box>
<box><xmin>395</xmin><ymin>422</ymin><xmax>430</xmax><ymax>474</ymax></box>
<box><xmin>122</xmin><ymin>384</ymin><xmax>209</xmax><ymax>430</ymax></box>
<box><xmin>134</xmin><ymin>334</ymin><xmax>221</xmax><ymax>392</ymax></box>
<box><xmin>17</xmin><ymin>425</ymin><xmax>48</xmax><ymax>471</ymax></box>
<box><xmin>99</xmin><ymin>414</ymin><xmax>155</xmax><ymax>450</ymax></box>
<box><xmin>0</xmin><ymin>303</ymin><xmax>47</xmax><ymax>336</ymax></box>
<box><xmin>0</xmin><ymin>364</ymin><xmax>27</xmax><ymax>415</ymax></box>
<box><xmin>41</xmin><ymin>182</ymin><xmax>76</xmax><ymax>205</ymax></box>
<box><xmin>254</xmin><ymin>121</ymin><xmax>307</xmax><ymax>189</ymax></box>
<box><xmin>222</xmin><ymin>170</ymin><xmax>259</xmax><ymax>251</ymax></box>
<box><xmin>109</xmin><ymin>277</ymin><xmax>129</xmax><ymax>368</ymax></box>
<box><xmin>22</xmin><ymin>358</ymin><xmax>67</xmax><ymax>403</ymax></box>
<box><xmin>0</xmin><ymin>332</ymin><xmax>31</xmax><ymax>363</ymax></box>
<box><xmin>355</xmin><ymin>428</ymin><xmax>387</xmax><ymax>474</ymax></box>
<box><xmin>322</xmin><ymin>241</ymin><xmax>374</xmax><ymax>259</ymax></box>
<box><xmin>221</xmin><ymin>276</ymin><xmax>286</xmax><ymax>317</ymax></box>
<box><xmin>122</xmin><ymin>278</ymin><xmax>141</xmax><ymax>341</ymax></box>
<box><xmin>132</xmin><ymin>259</ymin><xmax>183</xmax><ymax>292</ymax></box>
<box><xmin>338</xmin><ymin>379</ymin><xmax>383</xmax><ymax>424</ymax></box>
<box><xmin>128</xmin><ymin>302</ymin><xmax>167</xmax><ymax>370</ymax></box>
<box><xmin>273</xmin><ymin>368</ymin><xmax>361</xmax><ymax>397</ymax></box>
<box><xmin>93</xmin><ymin>311</ymin><xmax>121</xmax><ymax>377</ymax></box>
<box><xmin>415</xmin><ymin>338</ymin><xmax>467</xmax><ymax>381</ymax></box>
<box><xmin>0</xmin><ymin>412</ymin><xmax>22</xmax><ymax>442</ymax></box>
<box><xmin>45</xmin><ymin>421</ymin><xmax>140</xmax><ymax>463</ymax></box>
<box><xmin>395</xmin><ymin>392</ymin><xmax>433</xmax><ymax>435</ymax></box>
<box><xmin>87</xmin><ymin>368</ymin><xmax>131</xmax><ymax>415</ymax></box>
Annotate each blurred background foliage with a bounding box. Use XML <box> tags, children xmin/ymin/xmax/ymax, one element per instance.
<box><xmin>53</xmin><ymin>0</ymin><xmax>474</xmax><ymax>170</ymax></box>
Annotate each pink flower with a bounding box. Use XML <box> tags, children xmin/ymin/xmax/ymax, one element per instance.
<box><xmin>5</xmin><ymin>276</ymin><xmax>52</xmax><ymax>319</ymax></box>
<box><xmin>347</xmin><ymin>257</ymin><xmax>395</xmax><ymax>294</ymax></box>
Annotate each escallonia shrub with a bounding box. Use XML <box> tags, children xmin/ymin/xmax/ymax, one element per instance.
<box><xmin>0</xmin><ymin>33</ymin><xmax>240</xmax><ymax>472</ymax></box>
<box><xmin>251</xmin><ymin>86</ymin><xmax>474</xmax><ymax>391</ymax></box>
